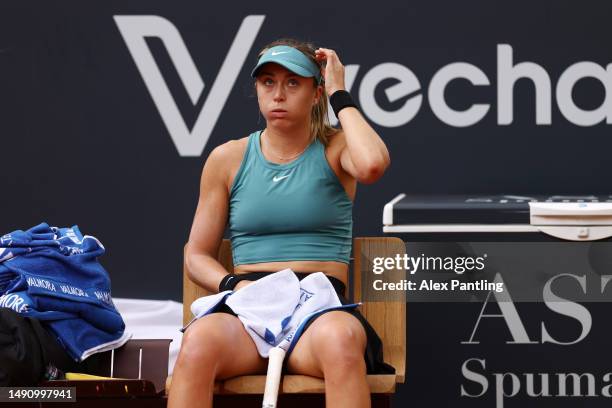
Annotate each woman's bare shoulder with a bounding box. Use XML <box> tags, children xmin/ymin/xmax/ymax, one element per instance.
<box><xmin>202</xmin><ymin>136</ymin><xmax>250</xmax><ymax>188</ymax></box>
<box><xmin>208</xmin><ymin>136</ymin><xmax>249</xmax><ymax>164</ymax></box>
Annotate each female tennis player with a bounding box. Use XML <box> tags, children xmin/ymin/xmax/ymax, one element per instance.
<box><xmin>168</xmin><ymin>39</ymin><xmax>391</xmax><ymax>408</ymax></box>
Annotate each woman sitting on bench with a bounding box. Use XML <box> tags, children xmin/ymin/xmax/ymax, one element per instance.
<box><xmin>168</xmin><ymin>38</ymin><xmax>391</xmax><ymax>408</ymax></box>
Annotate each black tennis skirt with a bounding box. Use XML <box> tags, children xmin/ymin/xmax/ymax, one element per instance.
<box><xmin>211</xmin><ymin>271</ymin><xmax>395</xmax><ymax>375</ymax></box>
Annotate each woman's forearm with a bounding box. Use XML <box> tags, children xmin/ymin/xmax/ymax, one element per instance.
<box><xmin>185</xmin><ymin>249</ymin><xmax>231</xmax><ymax>293</ymax></box>
<box><xmin>338</xmin><ymin>106</ymin><xmax>390</xmax><ymax>181</ymax></box>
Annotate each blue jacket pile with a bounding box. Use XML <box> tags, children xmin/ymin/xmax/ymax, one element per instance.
<box><xmin>0</xmin><ymin>223</ymin><xmax>129</xmax><ymax>361</ymax></box>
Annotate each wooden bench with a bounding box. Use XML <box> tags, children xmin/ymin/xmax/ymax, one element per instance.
<box><xmin>167</xmin><ymin>237</ymin><xmax>406</xmax><ymax>407</ymax></box>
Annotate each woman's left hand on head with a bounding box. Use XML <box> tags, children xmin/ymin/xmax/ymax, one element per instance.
<box><xmin>315</xmin><ymin>48</ymin><xmax>346</xmax><ymax>96</ymax></box>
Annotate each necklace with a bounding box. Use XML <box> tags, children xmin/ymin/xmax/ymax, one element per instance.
<box><xmin>261</xmin><ymin>130</ymin><xmax>310</xmax><ymax>161</ymax></box>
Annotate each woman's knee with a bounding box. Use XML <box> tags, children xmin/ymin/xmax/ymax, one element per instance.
<box><xmin>310</xmin><ymin>313</ymin><xmax>367</xmax><ymax>372</ymax></box>
<box><xmin>178</xmin><ymin>314</ymin><xmax>237</xmax><ymax>368</ymax></box>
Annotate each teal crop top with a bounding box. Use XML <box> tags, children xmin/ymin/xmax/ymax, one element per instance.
<box><xmin>229</xmin><ymin>130</ymin><xmax>353</xmax><ymax>266</ymax></box>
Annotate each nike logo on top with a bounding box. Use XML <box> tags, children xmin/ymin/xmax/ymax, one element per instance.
<box><xmin>270</xmin><ymin>51</ymin><xmax>288</xmax><ymax>56</ymax></box>
<box><xmin>273</xmin><ymin>175</ymin><xmax>291</xmax><ymax>182</ymax></box>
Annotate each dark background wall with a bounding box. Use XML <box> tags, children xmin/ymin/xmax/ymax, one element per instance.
<box><xmin>1</xmin><ymin>2</ymin><xmax>611</xmax><ymax>406</ymax></box>
<box><xmin>2</xmin><ymin>1</ymin><xmax>611</xmax><ymax>300</ymax></box>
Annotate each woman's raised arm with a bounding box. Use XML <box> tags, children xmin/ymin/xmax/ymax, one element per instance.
<box><xmin>316</xmin><ymin>47</ymin><xmax>390</xmax><ymax>184</ymax></box>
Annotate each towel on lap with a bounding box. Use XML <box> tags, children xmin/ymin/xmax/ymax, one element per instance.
<box><xmin>188</xmin><ymin>269</ymin><xmax>359</xmax><ymax>357</ymax></box>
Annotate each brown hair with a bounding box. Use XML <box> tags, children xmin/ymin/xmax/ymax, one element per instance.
<box><xmin>255</xmin><ymin>38</ymin><xmax>338</xmax><ymax>146</ymax></box>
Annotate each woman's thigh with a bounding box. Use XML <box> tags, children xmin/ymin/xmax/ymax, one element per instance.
<box><xmin>285</xmin><ymin>311</ymin><xmax>367</xmax><ymax>377</ymax></box>
<box><xmin>179</xmin><ymin>313</ymin><xmax>268</xmax><ymax>379</ymax></box>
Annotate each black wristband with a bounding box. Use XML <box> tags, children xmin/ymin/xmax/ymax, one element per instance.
<box><xmin>330</xmin><ymin>90</ymin><xmax>358</xmax><ymax>117</ymax></box>
<box><xmin>218</xmin><ymin>274</ymin><xmax>241</xmax><ymax>292</ymax></box>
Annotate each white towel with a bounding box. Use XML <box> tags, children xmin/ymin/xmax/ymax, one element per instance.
<box><xmin>187</xmin><ymin>269</ymin><xmax>359</xmax><ymax>357</ymax></box>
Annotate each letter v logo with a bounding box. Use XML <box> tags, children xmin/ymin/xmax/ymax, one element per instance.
<box><xmin>114</xmin><ymin>15</ymin><xmax>265</xmax><ymax>157</ymax></box>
